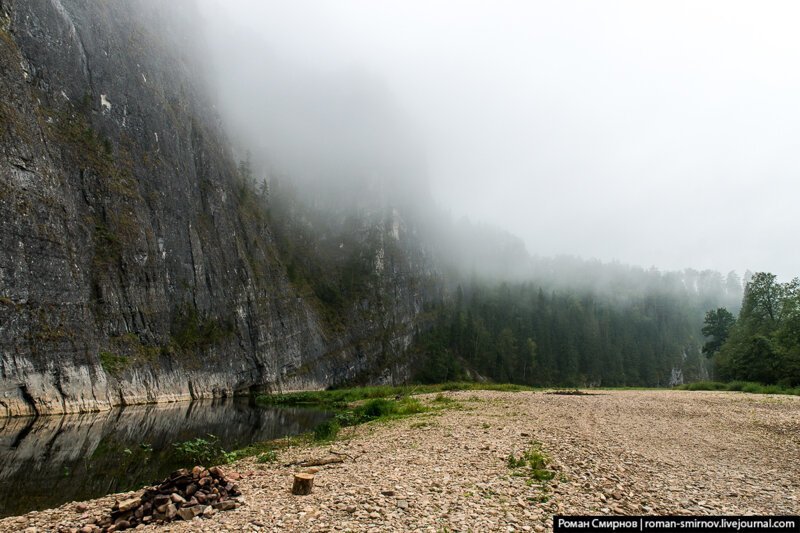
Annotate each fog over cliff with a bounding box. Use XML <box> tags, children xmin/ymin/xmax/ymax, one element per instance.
<box><xmin>2</xmin><ymin>0</ymin><xmax>784</xmax><ymax>419</ymax></box>
<box><xmin>196</xmin><ymin>0</ymin><xmax>800</xmax><ymax>280</ymax></box>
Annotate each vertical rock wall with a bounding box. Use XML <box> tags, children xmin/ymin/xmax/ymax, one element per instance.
<box><xmin>0</xmin><ymin>0</ymin><xmax>436</xmax><ymax>416</ymax></box>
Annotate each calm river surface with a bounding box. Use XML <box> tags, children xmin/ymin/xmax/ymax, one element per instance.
<box><xmin>0</xmin><ymin>399</ymin><xmax>331</xmax><ymax>517</ymax></box>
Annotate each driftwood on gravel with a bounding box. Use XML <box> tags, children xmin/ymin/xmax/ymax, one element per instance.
<box><xmin>284</xmin><ymin>448</ymin><xmax>354</xmax><ymax>467</ymax></box>
<box><xmin>328</xmin><ymin>450</ymin><xmax>355</xmax><ymax>460</ymax></box>
<box><xmin>285</xmin><ymin>456</ymin><xmax>345</xmax><ymax>467</ymax></box>
<box><xmin>545</xmin><ymin>389</ymin><xmax>598</xmax><ymax>396</ymax></box>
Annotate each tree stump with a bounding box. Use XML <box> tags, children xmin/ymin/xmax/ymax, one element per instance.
<box><xmin>292</xmin><ymin>473</ymin><xmax>315</xmax><ymax>495</ymax></box>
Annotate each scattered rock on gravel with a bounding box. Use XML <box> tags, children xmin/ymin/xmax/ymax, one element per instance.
<box><xmin>1</xmin><ymin>391</ymin><xmax>798</xmax><ymax>532</ymax></box>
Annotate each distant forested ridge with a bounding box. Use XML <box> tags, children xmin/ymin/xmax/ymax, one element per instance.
<box><xmin>411</xmin><ymin>268</ymin><xmax>742</xmax><ymax>387</ymax></box>
<box><xmin>703</xmin><ymin>273</ymin><xmax>800</xmax><ymax>386</ymax></box>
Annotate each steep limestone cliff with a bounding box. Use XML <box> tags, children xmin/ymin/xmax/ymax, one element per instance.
<box><xmin>0</xmin><ymin>0</ymin><xmax>437</xmax><ymax>416</ymax></box>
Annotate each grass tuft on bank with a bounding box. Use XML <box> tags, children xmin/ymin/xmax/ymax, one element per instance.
<box><xmin>507</xmin><ymin>443</ymin><xmax>555</xmax><ymax>483</ymax></box>
<box><xmin>676</xmin><ymin>381</ymin><xmax>800</xmax><ymax>396</ymax></box>
<box><xmin>256</xmin><ymin>382</ymin><xmax>532</xmax><ymax>409</ymax></box>
<box><xmin>225</xmin><ymin>386</ymin><xmax>477</xmax><ymax>460</ymax></box>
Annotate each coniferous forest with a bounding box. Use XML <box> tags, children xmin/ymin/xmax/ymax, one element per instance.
<box><xmin>412</xmin><ymin>271</ymin><xmax>799</xmax><ymax>389</ymax></box>
<box><xmin>411</xmin><ymin>271</ymin><xmax>740</xmax><ymax>387</ymax></box>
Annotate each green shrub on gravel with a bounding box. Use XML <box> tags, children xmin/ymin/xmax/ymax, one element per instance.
<box><xmin>677</xmin><ymin>381</ymin><xmax>800</xmax><ymax>395</ymax></box>
<box><xmin>395</xmin><ymin>397</ymin><xmax>427</xmax><ymax>415</ymax></box>
<box><xmin>250</xmin><ymin>383</ymin><xmax>511</xmax><ymax>449</ymax></box>
<box><xmin>256</xmin><ymin>450</ymin><xmax>278</xmax><ymax>463</ymax></box>
<box><xmin>256</xmin><ymin>382</ymin><xmax>533</xmax><ymax>409</ymax></box>
<box><xmin>682</xmin><ymin>381</ymin><xmax>727</xmax><ymax>391</ymax></box>
<box><xmin>359</xmin><ymin>398</ymin><xmax>396</xmax><ymax>419</ymax></box>
<box><xmin>172</xmin><ymin>434</ymin><xmax>235</xmax><ymax>465</ymax></box>
<box><xmin>507</xmin><ymin>444</ymin><xmax>555</xmax><ymax>482</ymax></box>
<box><xmin>432</xmin><ymin>393</ymin><xmax>458</xmax><ymax>405</ymax></box>
<box><xmin>726</xmin><ymin>381</ymin><xmax>749</xmax><ymax>391</ymax></box>
<box><xmin>313</xmin><ymin>419</ymin><xmax>340</xmax><ymax>441</ymax></box>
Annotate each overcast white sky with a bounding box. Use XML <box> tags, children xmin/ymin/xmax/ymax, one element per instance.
<box><xmin>199</xmin><ymin>1</ymin><xmax>800</xmax><ymax>280</ymax></box>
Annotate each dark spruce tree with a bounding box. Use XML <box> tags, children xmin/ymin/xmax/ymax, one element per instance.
<box><xmin>701</xmin><ymin>308</ymin><xmax>736</xmax><ymax>357</ymax></box>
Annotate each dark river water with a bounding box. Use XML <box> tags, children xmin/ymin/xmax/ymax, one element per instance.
<box><xmin>0</xmin><ymin>399</ymin><xmax>331</xmax><ymax>517</ymax></box>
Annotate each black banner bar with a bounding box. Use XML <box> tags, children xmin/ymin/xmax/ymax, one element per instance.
<box><xmin>553</xmin><ymin>516</ymin><xmax>800</xmax><ymax>533</ymax></box>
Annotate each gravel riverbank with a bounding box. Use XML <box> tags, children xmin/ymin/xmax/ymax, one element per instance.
<box><xmin>3</xmin><ymin>390</ymin><xmax>798</xmax><ymax>532</ymax></box>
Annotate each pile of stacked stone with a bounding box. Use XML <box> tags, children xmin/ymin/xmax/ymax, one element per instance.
<box><xmin>96</xmin><ymin>466</ymin><xmax>242</xmax><ymax>531</ymax></box>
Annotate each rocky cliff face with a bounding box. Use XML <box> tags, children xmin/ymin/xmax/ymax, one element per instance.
<box><xmin>0</xmin><ymin>0</ymin><xmax>437</xmax><ymax>416</ymax></box>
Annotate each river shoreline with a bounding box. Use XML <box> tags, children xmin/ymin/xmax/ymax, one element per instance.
<box><xmin>0</xmin><ymin>400</ymin><xmax>331</xmax><ymax>519</ymax></box>
<box><xmin>0</xmin><ymin>386</ymin><xmax>334</xmax><ymax>420</ymax></box>
<box><xmin>2</xmin><ymin>390</ymin><xmax>798</xmax><ymax>531</ymax></box>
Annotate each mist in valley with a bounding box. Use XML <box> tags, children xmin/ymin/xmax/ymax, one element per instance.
<box><xmin>194</xmin><ymin>0</ymin><xmax>800</xmax><ymax>283</ymax></box>
<box><xmin>158</xmin><ymin>0</ymin><xmax>800</xmax><ymax>388</ymax></box>
<box><xmin>2</xmin><ymin>2</ymin><xmax>799</xmax><ymax>523</ymax></box>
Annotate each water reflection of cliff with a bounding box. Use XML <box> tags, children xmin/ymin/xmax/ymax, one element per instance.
<box><xmin>0</xmin><ymin>400</ymin><xmax>330</xmax><ymax>517</ymax></box>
